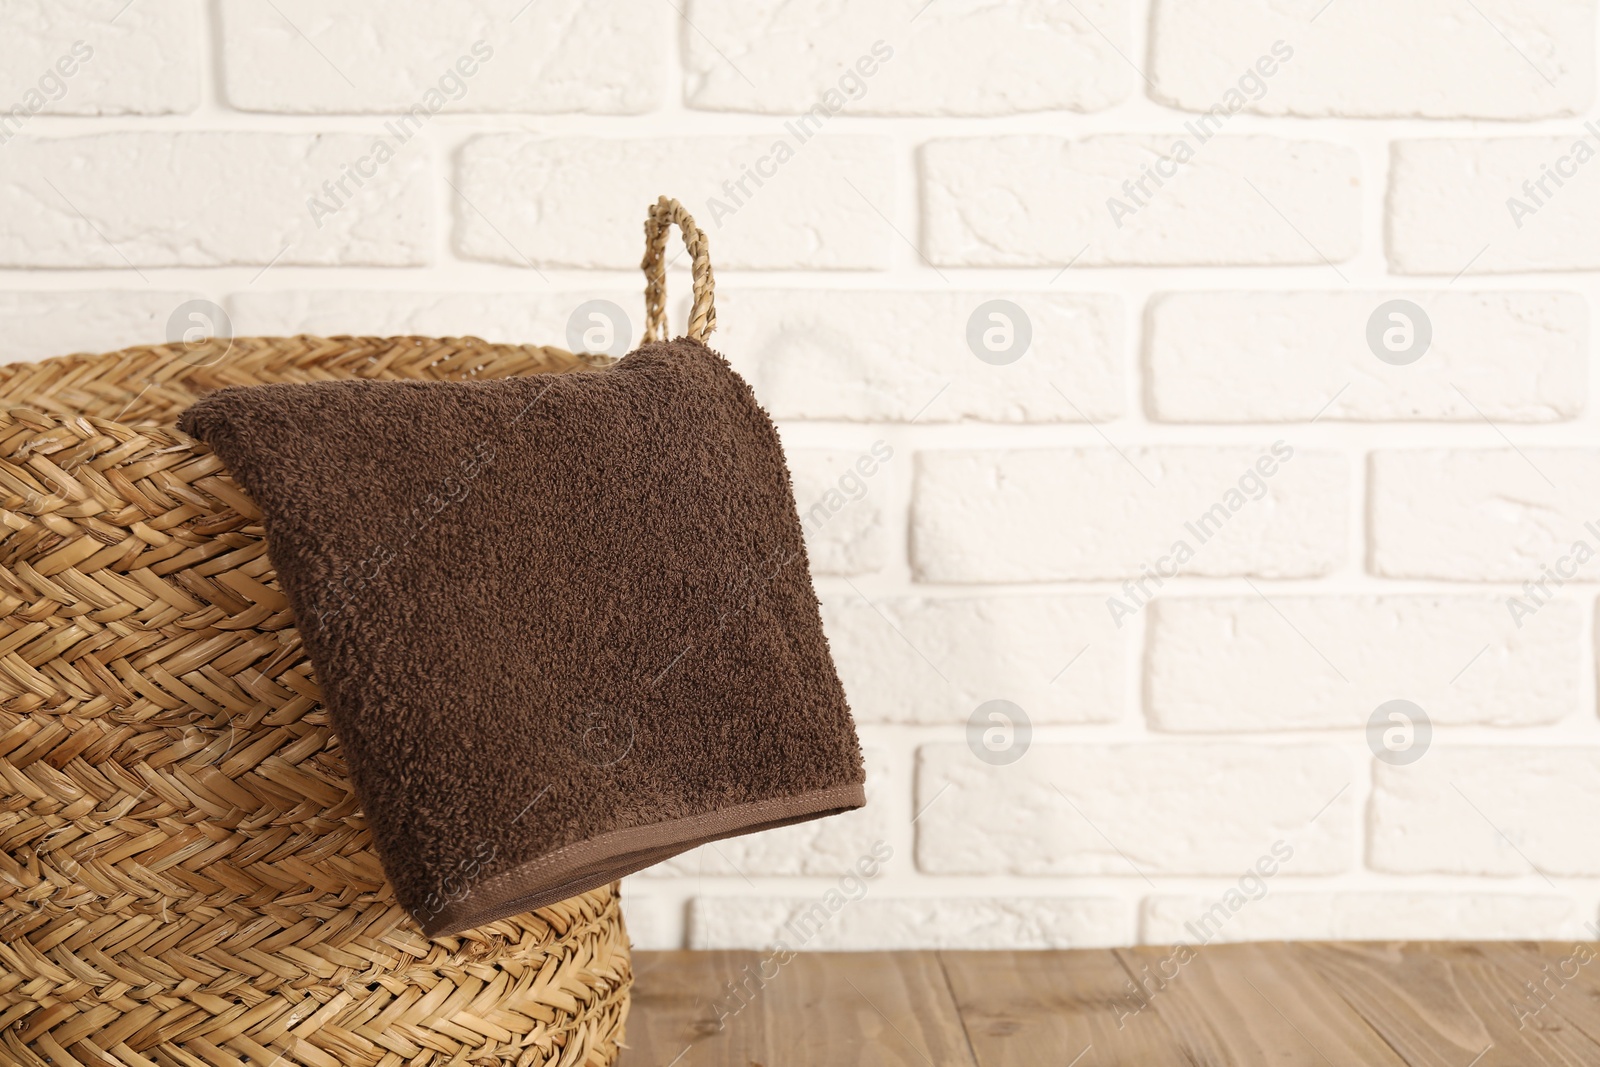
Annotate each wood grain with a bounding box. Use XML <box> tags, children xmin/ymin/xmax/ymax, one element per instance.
<box><xmin>623</xmin><ymin>943</ymin><xmax>1600</xmax><ymax>1066</ymax></box>
<box><xmin>618</xmin><ymin>950</ymin><xmax>977</xmax><ymax>1067</ymax></box>
<box><xmin>617</xmin><ymin>950</ymin><xmax>752</xmax><ymax>1067</ymax></box>
<box><xmin>939</xmin><ymin>949</ymin><xmax>1192</xmax><ymax>1066</ymax></box>
<box><xmin>1453</xmin><ymin>942</ymin><xmax>1600</xmax><ymax>1049</ymax></box>
<box><xmin>1117</xmin><ymin>942</ymin><xmax>1409</xmax><ymax>1066</ymax></box>
<box><xmin>1296</xmin><ymin>941</ymin><xmax>1600</xmax><ymax>1067</ymax></box>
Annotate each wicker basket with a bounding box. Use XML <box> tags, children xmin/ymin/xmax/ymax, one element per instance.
<box><xmin>0</xmin><ymin>196</ymin><xmax>716</xmax><ymax>1066</ymax></box>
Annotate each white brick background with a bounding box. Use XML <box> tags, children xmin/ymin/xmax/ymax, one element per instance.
<box><xmin>5</xmin><ymin>0</ymin><xmax>1600</xmax><ymax>952</ymax></box>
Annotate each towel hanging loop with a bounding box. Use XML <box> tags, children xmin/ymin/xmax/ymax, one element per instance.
<box><xmin>641</xmin><ymin>196</ymin><xmax>716</xmax><ymax>345</ymax></box>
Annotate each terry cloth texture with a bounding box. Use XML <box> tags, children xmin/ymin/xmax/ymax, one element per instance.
<box><xmin>179</xmin><ymin>337</ymin><xmax>866</xmax><ymax>937</ymax></box>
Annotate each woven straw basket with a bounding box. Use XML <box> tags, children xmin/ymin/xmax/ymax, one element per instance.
<box><xmin>0</xmin><ymin>197</ymin><xmax>715</xmax><ymax>1066</ymax></box>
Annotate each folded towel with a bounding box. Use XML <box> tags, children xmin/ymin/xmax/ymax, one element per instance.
<box><xmin>178</xmin><ymin>336</ymin><xmax>866</xmax><ymax>936</ymax></box>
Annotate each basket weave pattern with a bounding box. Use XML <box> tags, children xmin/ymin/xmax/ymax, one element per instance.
<box><xmin>0</xmin><ymin>335</ymin><xmax>631</xmax><ymax>1066</ymax></box>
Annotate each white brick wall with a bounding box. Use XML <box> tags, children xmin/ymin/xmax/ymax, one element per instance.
<box><xmin>0</xmin><ymin>2</ymin><xmax>201</xmax><ymax>115</ymax></box>
<box><xmin>0</xmin><ymin>133</ymin><xmax>430</xmax><ymax>267</ymax></box>
<box><xmin>691</xmin><ymin>895</ymin><xmax>1134</xmax><ymax>950</ymax></box>
<box><xmin>0</xmin><ymin>290</ymin><xmax>205</xmax><ymax>361</ymax></box>
<box><xmin>820</xmin><ymin>593</ymin><xmax>1126</xmax><ymax>724</ymax></box>
<box><xmin>1141</xmin><ymin>894</ymin><xmax>1580</xmax><ymax>943</ymax></box>
<box><xmin>224</xmin><ymin>289</ymin><xmax>647</xmax><ymax>348</ymax></box>
<box><xmin>682</xmin><ymin>0</ymin><xmax>1133</xmax><ymax>116</ymax></box>
<box><xmin>788</xmin><ymin>448</ymin><xmax>892</xmax><ymax>575</ymax></box>
<box><xmin>455</xmin><ymin>135</ymin><xmax>894</xmax><ymax>269</ymax></box>
<box><xmin>1370</xmin><ymin>749</ymin><xmax>1600</xmax><ymax>876</ymax></box>
<box><xmin>1148</xmin><ymin>0</ymin><xmax>1595</xmax><ymax>119</ymax></box>
<box><xmin>910</xmin><ymin>446</ymin><xmax>1348</xmax><ymax>582</ymax></box>
<box><xmin>1146</xmin><ymin>596</ymin><xmax>1582</xmax><ymax>731</ymax></box>
<box><xmin>1146</xmin><ymin>291</ymin><xmax>1587</xmax><ymax>422</ymax></box>
<box><xmin>921</xmin><ymin>135</ymin><xmax>1362</xmax><ymax>266</ymax></box>
<box><xmin>915</xmin><ymin>743</ymin><xmax>1355</xmax><ymax>877</ymax></box>
<box><xmin>1369</xmin><ymin>450</ymin><xmax>1600</xmax><ymax>580</ymax></box>
<box><xmin>1389</xmin><ymin>137</ymin><xmax>1600</xmax><ymax>273</ymax></box>
<box><xmin>217</xmin><ymin>0</ymin><xmax>667</xmax><ymax>114</ymax></box>
<box><xmin>717</xmin><ymin>289</ymin><xmax>1125</xmax><ymax>422</ymax></box>
<box><xmin>5</xmin><ymin>0</ymin><xmax>1600</xmax><ymax>953</ymax></box>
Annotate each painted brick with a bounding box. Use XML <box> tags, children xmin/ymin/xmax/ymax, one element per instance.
<box><xmin>1147</xmin><ymin>596</ymin><xmax>1581</xmax><ymax>731</ymax></box>
<box><xmin>0</xmin><ymin>133</ymin><xmax>429</xmax><ymax>267</ymax></box>
<box><xmin>921</xmin><ymin>135</ymin><xmax>1361</xmax><ymax>267</ymax></box>
<box><xmin>225</xmin><ymin>289</ymin><xmax>649</xmax><ymax>349</ymax></box>
<box><xmin>455</xmin><ymin>135</ymin><xmax>893</xmax><ymax>270</ymax></box>
<box><xmin>788</xmin><ymin>449</ymin><xmax>891</xmax><ymax>576</ymax></box>
<box><xmin>1146</xmin><ymin>291</ymin><xmax>1586</xmax><ymax>423</ymax></box>
<box><xmin>1370</xmin><ymin>748</ymin><xmax>1600</xmax><ymax>876</ymax></box>
<box><xmin>911</xmin><ymin>446</ymin><xmax>1347</xmax><ymax>583</ymax></box>
<box><xmin>0</xmin><ymin>1</ymin><xmax>199</xmax><ymax>117</ymax></box>
<box><xmin>0</xmin><ymin>290</ymin><xmax>205</xmax><ymax>363</ymax></box>
<box><xmin>615</xmin><ymin>886</ymin><xmax>678</xmax><ymax>950</ymax></box>
<box><xmin>915</xmin><ymin>743</ymin><xmax>1354</xmax><ymax>876</ymax></box>
<box><xmin>689</xmin><ymin>895</ymin><xmax>1133</xmax><ymax>950</ymax></box>
<box><xmin>718</xmin><ymin>289</ymin><xmax>1123</xmax><ymax>423</ymax></box>
<box><xmin>1149</xmin><ymin>0</ymin><xmax>1594</xmax><ymax>119</ymax></box>
<box><xmin>1369</xmin><ymin>450</ymin><xmax>1600</xmax><ymax>581</ymax></box>
<box><xmin>218</xmin><ymin>0</ymin><xmax>664</xmax><ymax>113</ymax></box>
<box><xmin>1389</xmin><ymin>137</ymin><xmax>1600</xmax><ymax>274</ymax></box>
<box><xmin>820</xmin><ymin>593</ymin><xmax>1124</xmax><ymax>724</ymax></box>
<box><xmin>1143</xmin><ymin>893</ymin><xmax>1579</xmax><ymax>944</ymax></box>
<box><xmin>683</xmin><ymin>0</ymin><xmax>1132</xmax><ymax>115</ymax></box>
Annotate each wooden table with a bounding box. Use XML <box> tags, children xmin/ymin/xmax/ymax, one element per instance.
<box><xmin>618</xmin><ymin>943</ymin><xmax>1600</xmax><ymax>1066</ymax></box>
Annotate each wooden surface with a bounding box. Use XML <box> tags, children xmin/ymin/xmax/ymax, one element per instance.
<box><xmin>619</xmin><ymin>943</ymin><xmax>1600</xmax><ymax>1066</ymax></box>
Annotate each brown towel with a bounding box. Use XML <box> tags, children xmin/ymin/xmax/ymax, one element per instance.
<box><xmin>178</xmin><ymin>337</ymin><xmax>866</xmax><ymax>936</ymax></box>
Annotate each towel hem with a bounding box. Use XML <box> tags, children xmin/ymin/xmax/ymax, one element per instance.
<box><xmin>419</xmin><ymin>780</ymin><xmax>867</xmax><ymax>937</ymax></box>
